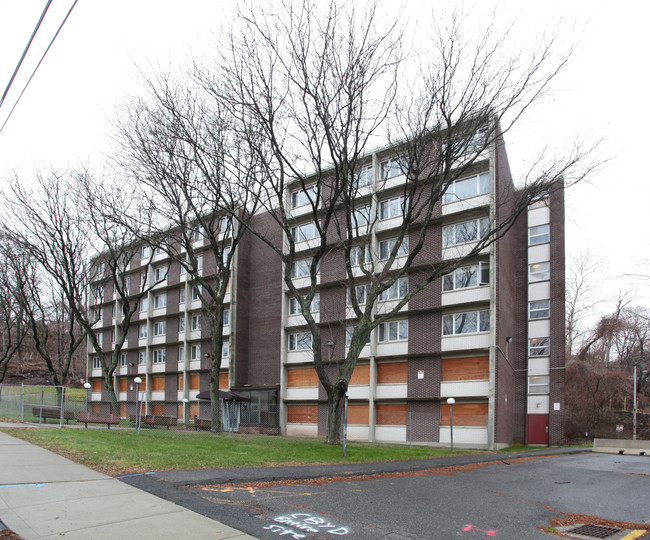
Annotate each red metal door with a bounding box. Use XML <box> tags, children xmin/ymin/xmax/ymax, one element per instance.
<box><xmin>527</xmin><ymin>414</ymin><xmax>549</xmax><ymax>445</ymax></box>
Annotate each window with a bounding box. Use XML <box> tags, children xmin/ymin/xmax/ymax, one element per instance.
<box><xmin>191</xmin><ymin>314</ymin><xmax>201</xmax><ymax>331</ymax></box>
<box><xmin>153</xmin><ymin>349</ymin><xmax>166</xmax><ymax>364</ymax></box>
<box><xmin>93</xmin><ymin>285</ymin><xmax>104</xmax><ymax>302</ymax></box>
<box><xmin>529</xmin><ymin>262</ymin><xmax>550</xmax><ymax>282</ymax></box>
<box><xmin>179</xmin><ymin>287</ymin><xmax>186</xmax><ymax>304</ymax></box>
<box><xmin>352</xmin><ymin>206</ymin><xmax>371</xmax><ymax>227</ymax></box>
<box><xmin>354</xmin><ymin>165</ymin><xmax>373</xmax><ymax>188</ymax></box>
<box><xmin>141</xmin><ymin>245</ymin><xmax>151</xmax><ymax>259</ymax></box>
<box><xmin>139</xmin><ymin>324</ymin><xmax>147</xmax><ymax>338</ymax></box>
<box><xmin>379</xmin><ymin>237</ymin><xmax>409</xmax><ymax>260</ymax></box>
<box><xmin>138</xmin><ymin>350</ymin><xmax>146</xmax><ymax>365</ymax></box>
<box><xmin>291</xmin><ymin>258</ymin><xmax>318</xmax><ymax>279</ymax></box>
<box><xmin>141</xmin><ymin>271</ymin><xmax>148</xmax><ymax>288</ymax></box>
<box><xmin>378</xmin><ymin>320</ymin><xmax>408</xmax><ymax>342</ymax></box>
<box><xmin>288</xmin><ymin>332</ymin><xmax>313</xmax><ymax>351</ymax></box>
<box><xmin>178</xmin><ymin>346</ymin><xmax>184</xmax><ymax>362</ymax></box>
<box><xmin>443</xmin><ymin>217</ymin><xmax>490</xmax><ymax>247</ymax></box>
<box><xmin>347</xmin><ymin>284</ymin><xmax>371</xmax><ymax>306</ymax></box>
<box><xmin>192</xmin><ymin>226</ymin><xmax>204</xmax><ymax>242</ymax></box>
<box><xmin>379</xmin><ymin>277</ymin><xmax>408</xmax><ymax>301</ymax></box>
<box><xmin>380</xmin><ymin>155</ymin><xmax>406</xmax><ymax>179</ymax></box>
<box><xmin>221</xmin><ymin>247</ymin><xmax>231</xmax><ymax>263</ymax></box>
<box><xmin>153</xmin><ymin>293</ymin><xmax>167</xmax><ymax>309</ymax></box>
<box><xmin>223</xmin><ymin>308</ymin><xmax>230</xmax><ymax>326</ymax></box>
<box><xmin>291</xmin><ymin>186</ymin><xmax>317</xmax><ymax>208</ymax></box>
<box><xmin>289</xmin><ymin>294</ymin><xmax>320</xmax><ymax>315</ymax></box>
<box><xmin>346</xmin><ymin>326</ymin><xmax>371</xmax><ymax>346</ymax></box>
<box><xmin>222</xmin><ymin>341</ymin><xmax>229</xmax><ymax>358</ymax></box>
<box><xmin>291</xmin><ymin>222</ymin><xmax>319</xmax><ymax>242</ymax></box>
<box><xmin>97</xmin><ymin>333</ymin><xmax>103</xmax><ymax>348</ymax></box>
<box><xmin>153</xmin><ymin>320</ymin><xmax>166</xmax><ymax>336</ymax></box>
<box><xmin>529</xmin><ymin>375</ymin><xmax>550</xmax><ymax>395</ymax></box>
<box><xmin>94</xmin><ymin>308</ymin><xmax>102</xmax><ymax>322</ymax></box>
<box><xmin>154</xmin><ymin>245</ymin><xmax>166</xmax><ymax>255</ymax></box>
<box><xmin>443</xmin><ymin>262</ymin><xmax>489</xmax><ymax>291</ymax></box>
<box><xmin>529</xmin><ymin>300</ymin><xmax>550</xmax><ymax>319</ymax></box>
<box><xmin>140</xmin><ymin>297</ymin><xmax>148</xmax><ymax>312</ymax></box>
<box><xmin>154</xmin><ymin>265</ymin><xmax>168</xmax><ymax>281</ymax></box>
<box><xmin>120</xmin><ymin>353</ymin><xmax>128</xmax><ymax>367</ymax></box>
<box><xmin>380</xmin><ymin>195</ymin><xmax>407</xmax><ymax>220</ymax></box>
<box><xmin>529</xmin><ymin>337</ymin><xmax>550</xmax><ymax>357</ymax></box>
<box><xmin>191</xmin><ymin>285</ymin><xmax>202</xmax><ymax>301</ymax></box>
<box><xmin>180</xmin><ymin>264</ymin><xmax>186</xmax><ymax>276</ymax></box>
<box><xmin>196</xmin><ymin>255</ymin><xmax>203</xmax><ymax>271</ymax></box>
<box><xmin>443</xmin><ymin>172</ymin><xmax>490</xmax><ymax>203</ymax></box>
<box><xmin>219</xmin><ymin>217</ymin><xmax>229</xmax><ymax>233</ymax></box>
<box><xmin>190</xmin><ymin>344</ymin><xmax>201</xmax><ymax>361</ymax></box>
<box><xmin>528</xmin><ymin>224</ymin><xmax>550</xmax><ymax>245</ymax></box>
<box><xmin>124</xmin><ymin>276</ymin><xmax>131</xmax><ymax>293</ymax></box>
<box><xmin>179</xmin><ymin>317</ymin><xmax>185</xmax><ymax>332</ymax></box>
<box><xmin>350</xmin><ymin>245</ymin><xmax>372</xmax><ymax>266</ymax></box>
<box><xmin>92</xmin><ymin>356</ymin><xmax>101</xmax><ymax>369</ymax></box>
<box><xmin>442</xmin><ymin>310</ymin><xmax>490</xmax><ymax>335</ymax></box>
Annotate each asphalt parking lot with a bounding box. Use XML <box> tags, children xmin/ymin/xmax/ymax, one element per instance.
<box><xmin>121</xmin><ymin>449</ymin><xmax>649</xmax><ymax>539</ymax></box>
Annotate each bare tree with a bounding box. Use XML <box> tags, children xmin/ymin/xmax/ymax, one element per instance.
<box><xmin>113</xmin><ymin>73</ymin><xmax>262</xmax><ymax>431</ymax></box>
<box><xmin>199</xmin><ymin>0</ymin><xmax>597</xmax><ymax>444</ymax></box>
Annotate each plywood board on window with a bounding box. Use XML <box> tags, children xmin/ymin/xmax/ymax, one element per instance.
<box><xmin>178</xmin><ymin>374</ymin><xmax>184</xmax><ymax>391</ymax></box>
<box><xmin>189</xmin><ymin>404</ymin><xmax>199</xmax><ymax>418</ymax></box>
<box><xmin>376</xmin><ymin>403</ymin><xmax>407</xmax><ymax>425</ymax></box>
<box><xmin>349</xmin><ymin>364</ymin><xmax>370</xmax><ymax>385</ymax></box>
<box><xmin>119</xmin><ymin>378</ymin><xmax>127</xmax><ymax>392</ymax></box>
<box><xmin>288</xmin><ymin>368</ymin><xmax>319</xmax><ymax>387</ymax></box>
<box><xmin>441</xmin><ymin>357</ymin><xmax>489</xmax><ymax>381</ymax></box>
<box><xmin>347</xmin><ymin>404</ymin><xmax>369</xmax><ymax>425</ymax></box>
<box><xmin>219</xmin><ymin>372</ymin><xmax>229</xmax><ymax>389</ymax></box>
<box><xmin>92</xmin><ymin>380</ymin><xmax>102</xmax><ymax>392</ymax></box>
<box><xmin>440</xmin><ymin>402</ymin><xmax>488</xmax><ymax>426</ymax></box>
<box><xmin>152</xmin><ymin>376</ymin><xmax>165</xmax><ymax>391</ymax></box>
<box><xmin>377</xmin><ymin>362</ymin><xmax>407</xmax><ymax>384</ymax></box>
<box><xmin>91</xmin><ymin>403</ymin><xmax>101</xmax><ymax>413</ymax></box>
<box><xmin>120</xmin><ymin>404</ymin><xmax>126</xmax><ymax>418</ymax></box>
<box><xmin>190</xmin><ymin>373</ymin><xmax>200</xmax><ymax>390</ymax></box>
<box><xmin>288</xmin><ymin>405</ymin><xmax>318</xmax><ymax>424</ymax></box>
<box><xmin>152</xmin><ymin>403</ymin><xmax>165</xmax><ymax>415</ymax></box>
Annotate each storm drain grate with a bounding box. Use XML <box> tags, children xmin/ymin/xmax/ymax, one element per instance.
<box><xmin>566</xmin><ymin>524</ymin><xmax>622</xmax><ymax>538</ymax></box>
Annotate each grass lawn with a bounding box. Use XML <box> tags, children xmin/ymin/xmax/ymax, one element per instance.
<box><xmin>0</xmin><ymin>426</ymin><xmax>489</xmax><ymax>476</ymax></box>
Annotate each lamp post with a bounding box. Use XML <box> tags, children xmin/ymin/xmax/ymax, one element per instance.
<box><xmin>134</xmin><ymin>377</ymin><xmax>142</xmax><ymax>434</ymax></box>
<box><xmin>183</xmin><ymin>398</ymin><xmax>189</xmax><ymax>426</ymax></box>
<box><xmin>447</xmin><ymin>397</ymin><xmax>455</xmax><ymax>452</ymax></box>
<box><xmin>633</xmin><ymin>363</ymin><xmax>639</xmax><ymax>441</ymax></box>
<box><xmin>83</xmin><ymin>382</ymin><xmax>91</xmax><ymax>412</ymax></box>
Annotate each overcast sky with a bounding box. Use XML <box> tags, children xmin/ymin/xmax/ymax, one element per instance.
<box><xmin>1</xmin><ymin>0</ymin><xmax>649</xmax><ymax>321</ymax></box>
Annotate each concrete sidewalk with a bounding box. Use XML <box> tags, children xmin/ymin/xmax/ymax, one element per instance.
<box><xmin>0</xmin><ymin>429</ymin><xmax>255</xmax><ymax>539</ymax></box>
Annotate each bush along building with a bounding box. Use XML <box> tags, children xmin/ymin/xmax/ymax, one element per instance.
<box><xmin>87</xmin><ymin>126</ymin><xmax>565</xmax><ymax>449</ymax></box>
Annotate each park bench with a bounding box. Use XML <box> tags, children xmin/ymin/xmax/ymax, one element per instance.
<box><xmin>193</xmin><ymin>417</ymin><xmax>211</xmax><ymax>431</ymax></box>
<box><xmin>32</xmin><ymin>407</ymin><xmax>74</xmax><ymax>424</ymax></box>
<box><xmin>77</xmin><ymin>412</ymin><xmax>121</xmax><ymax>429</ymax></box>
<box><xmin>143</xmin><ymin>415</ymin><xmax>177</xmax><ymax>430</ymax></box>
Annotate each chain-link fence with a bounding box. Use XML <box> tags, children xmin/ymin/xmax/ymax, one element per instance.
<box><xmin>0</xmin><ymin>384</ymin><xmax>280</xmax><ymax>436</ymax></box>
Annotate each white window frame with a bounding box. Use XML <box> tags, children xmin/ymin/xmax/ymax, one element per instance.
<box><xmin>138</xmin><ymin>350</ymin><xmax>146</xmax><ymax>365</ymax></box>
<box><xmin>289</xmin><ymin>294</ymin><xmax>320</xmax><ymax>315</ymax></box>
<box><xmin>350</xmin><ymin>245</ymin><xmax>372</xmax><ymax>267</ymax></box>
<box><xmin>222</xmin><ymin>341</ymin><xmax>230</xmax><ymax>358</ymax></box>
<box><xmin>528</xmin><ymin>224</ymin><xmax>550</xmax><ymax>246</ymax></box>
<box><xmin>291</xmin><ymin>186</ymin><xmax>317</xmax><ymax>208</ymax></box>
<box><xmin>528</xmin><ymin>375</ymin><xmax>550</xmax><ymax>395</ymax></box>
<box><xmin>92</xmin><ymin>356</ymin><xmax>101</xmax><ymax>369</ymax></box>
<box><xmin>120</xmin><ymin>353</ymin><xmax>128</xmax><ymax>367</ymax></box>
<box><xmin>529</xmin><ymin>300</ymin><xmax>550</xmax><ymax>320</ymax></box>
<box><xmin>443</xmin><ymin>261</ymin><xmax>489</xmax><ymax>291</ymax></box>
<box><xmin>347</xmin><ymin>284</ymin><xmax>371</xmax><ymax>306</ymax></box>
<box><xmin>291</xmin><ymin>222</ymin><xmax>319</xmax><ymax>242</ymax></box>
<box><xmin>139</xmin><ymin>324</ymin><xmax>148</xmax><ymax>338</ymax></box>
<box><xmin>191</xmin><ymin>285</ymin><xmax>202</xmax><ymax>301</ymax></box>
<box><xmin>442</xmin><ymin>310</ymin><xmax>490</xmax><ymax>336</ymax></box>
<box><xmin>529</xmin><ymin>262</ymin><xmax>551</xmax><ymax>283</ymax></box>
<box><xmin>345</xmin><ymin>326</ymin><xmax>371</xmax><ymax>346</ymax></box>
<box><xmin>443</xmin><ymin>172</ymin><xmax>490</xmax><ymax>203</ymax></box>
<box><xmin>179</xmin><ymin>287</ymin><xmax>186</xmax><ymax>304</ymax></box>
<box><xmin>529</xmin><ymin>337</ymin><xmax>550</xmax><ymax>357</ymax></box>
<box><xmin>178</xmin><ymin>346</ymin><xmax>184</xmax><ymax>362</ymax></box>
<box><xmin>352</xmin><ymin>205</ymin><xmax>371</xmax><ymax>227</ymax></box>
<box><xmin>192</xmin><ymin>225</ymin><xmax>204</xmax><ymax>242</ymax></box>
<box><xmin>378</xmin><ymin>320</ymin><xmax>409</xmax><ymax>342</ymax></box>
<box><xmin>141</xmin><ymin>245</ymin><xmax>151</xmax><ymax>259</ymax></box>
<box><xmin>97</xmin><ymin>333</ymin><xmax>103</xmax><ymax>348</ymax></box>
<box><xmin>379</xmin><ymin>277</ymin><xmax>408</xmax><ymax>302</ymax></box>
<box><xmin>442</xmin><ymin>217</ymin><xmax>490</xmax><ymax>247</ymax></box>
<box><xmin>379</xmin><ymin>195</ymin><xmax>407</xmax><ymax>220</ymax></box>
<box><xmin>191</xmin><ymin>314</ymin><xmax>201</xmax><ymax>331</ymax></box>
<box><xmin>291</xmin><ymin>258</ymin><xmax>318</xmax><ymax>279</ymax></box>
<box><xmin>179</xmin><ymin>316</ymin><xmax>185</xmax><ymax>332</ymax></box>
<box><xmin>223</xmin><ymin>308</ymin><xmax>230</xmax><ymax>326</ymax></box>
<box><xmin>288</xmin><ymin>332</ymin><xmax>313</xmax><ymax>351</ymax></box>
<box><xmin>190</xmin><ymin>344</ymin><xmax>201</xmax><ymax>361</ymax></box>
<box><xmin>380</xmin><ymin>155</ymin><xmax>406</xmax><ymax>180</ymax></box>
<box><xmin>153</xmin><ymin>348</ymin><xmax>166</xmax><ymax>364</ymax></box>
<box><xmin>153</xmin><ymin>320</ymin><xmax>166</xmax><ymax>336</ymax></box>
<box><xmin>154</xmin><ymin>265</ymin><xmax>168</xmax><ymax>281</ymax></box>
<box><xmin>379</xmin><ymin>237</ymin><xmax>409</xmax><ymax>260</ymax></box>
<box><xmin>153</xmin><ymin>293</ymin><xmax>167</xmax><ymax>309</ymax></box>
<box><xmin>354</xmin><ymin>165</ymin><xmax>373</xmax><ymax>188</ymax></box>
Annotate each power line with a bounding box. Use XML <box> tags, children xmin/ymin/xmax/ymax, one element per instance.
<box><xmin>0</xmin><ymin>0</ymin><xmax>80</xmax><ymax>137</ymax></box>
<box><xmin>0</xmin><ymin>0</ymin><xmax>54</xmax><ymax>110</ymax></box>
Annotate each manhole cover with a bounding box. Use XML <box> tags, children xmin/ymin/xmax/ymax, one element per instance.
<box><xmin>566</xmin><ymin>524</ymin><xmax>622</xmax><ymax>538</ymax></box>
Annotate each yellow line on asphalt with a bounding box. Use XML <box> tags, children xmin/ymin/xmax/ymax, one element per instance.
<box><xmin>620</xmin><ymin>530</ymin><xmax>646</xmax><ymax>539</ymax></box>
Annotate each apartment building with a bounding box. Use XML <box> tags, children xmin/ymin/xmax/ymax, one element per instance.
<box><xmin>87</xmin><ymin>132</ymin><xmax>565</xmax><ymax>449</ymax></box>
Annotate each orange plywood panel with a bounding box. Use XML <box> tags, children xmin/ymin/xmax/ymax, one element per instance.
<box><xmin>377</xmin><ymin>362</ymin><xmax>408</xmax><ymax>384</ymax></box>
<box><xmin>287</xmin><ymin>405</ymin><xmax>318</xmax><ymax>424</ymax></box>
<box><xmin>152</xmin><ymin>404</ymin><xmax>165</xmax><ymax>415</ymax></box>
<box><xmin>119</xmin><ymin>378</ymin><xmax>127</xmax><ymax>392</ymax></box>
<box><xmin>376</xmin><ymin>403</ymin><xmax>407</xmax><ymax>425</ymax></box>
<box><xmin>440</xmin><ymin>402</ymin><xmax>488</xmax><ymax>426</ymax></box>
<box><xmin>190</xmin><ymin>373</ymin><xmax>200</xmax><ymax>390</ymax></box>
<box><xmin>288</xmin><ymin>368</ymin><xmax>319</xmax><ymax>387</ymax></box>
<box><xmin>347</xmin><ymin>404</ymin><xmax>369</xmax><ymax>425</ymax></box>
<box><xmin>178</xmin><ymin>374</ymin><xmax>184</xmax><ymax>391</ymax></box>
<box><xmin>219</xmin><ymin>372</ymin><xmax>229</xmax><ymax>389</ymax></box>
<box><xmin>92</xmin><ymin>380</ymin><xmax>102</xmax><ymax>392</ymax></box>
<box><xmin>152</xmin><ymin>376</ymin><xmax>165</xmax><ymax>391</ymax></box>
<box><xmin>349</xmin><ymin>364</ymin><xmax>370</xmax><ymax>386</ymax></box>
<box><xmin>441</xmin><ymin>357</ymin><xmax>489</xmax><ymax>381</ymax></box>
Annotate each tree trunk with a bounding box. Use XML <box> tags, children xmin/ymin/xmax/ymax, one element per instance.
<box><xmin>104</xmin><ymin>373</ymin><xmax>119</xmax><ymax>414</ymax></box>
<box><xmin>325</xmin><ymin>383</ymin><xmax>347</xmax><ymax>445</ymax></box>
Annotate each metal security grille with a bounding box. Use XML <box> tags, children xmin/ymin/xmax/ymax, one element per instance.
<box><xmin>567</xmin><ymin>525</ymin><xmax>622</xmax><ymax>538</ymax></box>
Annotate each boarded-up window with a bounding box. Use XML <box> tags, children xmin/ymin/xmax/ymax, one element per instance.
<box><xmin>377</xmin><ymin>362</ymin><xmax>408</xmax><ymax>384</ymax></box>
<box><xmin>219</xmin><ymin>372</ymin><xmax>229</xmax><ymax>389</ymax></box>
<box><xmin>152</xmin><ymin>376</ymin><xmax>165</xmax><ymax>391</ymax></box>
<box><xmin>349</xmin><ymin>364</ymin><xmax>370</xmax><ymax>386</ymax></box>
<box><xmin>152</xmin><ymin>403</ymin><xmax>165</xmax><ymax>415</ymax></box>
<box><xmin>178</xmin><ymin>374</ymin><xmax>184</xmax><ymax>391</ymax></box>
<box><xmin>347</xmin><ymin>404</ymin><xmax>369</xmax><ymax>425</ymax></box>
<box><xmin>119</xmin><ymin>378</ymin><xmax>127</xmax><ymax>392</ymax></box>
<box><xmin>177</xmin><ymin>404</ymin><xmax>183</xmax><ymax>418</ymax></box>
<box><xmin>138</xmin><ymin>378</ymin><xmax>147</xmax><ymax>391</ymax></box>
<box><xmin>441</xmin><ymin>357</ymin><xmax>489</xmax><ymax>381</ymax></box>
<box><xmin>287</xmin><ymin>405</ymin><xmax>318</xmax><ymax>424</ymax></box>
<box><xmin>440</xmin><ymin>402</ymin><xmax>488</xmax><ymax>426</ymax></box>
<box><xmin>92</xmin><ymin>380</ymin><xmax>102</xmax><ymax>392</ymax></box>
<box><xmin>120</xmin><ymin>403</ymin><xmax>126</xmax><ymax>418</ymax></box>
<box><xmin>91</xmin><ymin>403</ymin><xmax>101</xmax><ymax>413</ymax></box>
<box><xmin>190</xmin><ymin>373</ymin><xmax>200</xmax><ymax>390</ymax></box>
<box><xmin>189</xmin><ymin>404</ymin><xmax>199</xmax><ymax>418</ymax></box>
<box><xmin>376</xmin><ymin>404</ymin><xmax>407</xmax><ymax>425</ymax></box>
<box><xmin>287</xmin><ymin>368</ymin><xmax>319</xmax><ymax>387</ymax></box>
